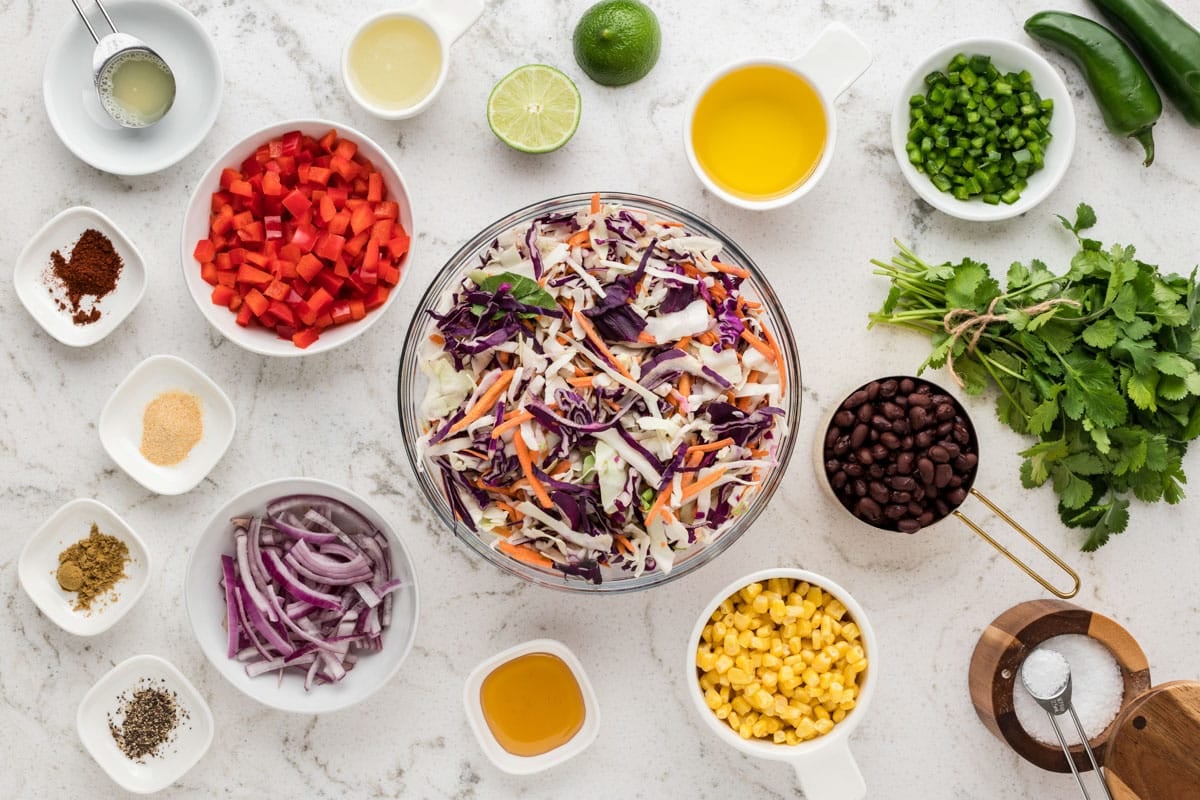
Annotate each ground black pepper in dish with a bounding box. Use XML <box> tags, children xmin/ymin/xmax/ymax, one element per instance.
<box><xmin>107</xmin><ymin>679</ymin><xmax>189</xmax><ymax>761</ymax></box>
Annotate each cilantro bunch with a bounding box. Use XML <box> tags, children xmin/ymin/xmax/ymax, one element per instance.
<box><xmin>869</xmin><ymin>205</ymin><xmax>1200</xmax><ymax>550</ymax></box>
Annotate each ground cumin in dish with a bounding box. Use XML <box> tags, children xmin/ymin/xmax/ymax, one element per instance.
<box><xmin>140</xmin><ymin>390</ymin><xmax>203</xmax><ymax>466</ymax></box>
<box><xmin>56</xmin><ymin>523</ymin><xmax>130</xmax><ymax>612</ymax></box>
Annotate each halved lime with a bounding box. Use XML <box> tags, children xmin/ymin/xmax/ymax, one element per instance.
<box><xmin>487</xmin><ymin>65</ymin><xmax>582</xmax><ymax>154</ymax></box>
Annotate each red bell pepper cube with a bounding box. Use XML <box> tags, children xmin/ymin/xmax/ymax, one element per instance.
<box><xmin>216</xmin><ymin>270</ymin><xmax>237</xmax><ymax>288</ymax></box>
<box><xmin>374</xmin><ymin>201</ymin><xmax>399</xmax><ymax>220</ymax></box>
<box><xmin>307</xmin><ymin>286</ymin><xmax>335</xmax><ymax>316</ymax></box>
<box><xmin>328</xmin><ymin>210</ymin><xmax>351</xmax><ymax>237</ymax></box>
<box><xmin>230</xmin><ymin>179</ymin><xmax>254</xmax><ymax>198</ymax></box>
<box><xmin>261</xmin><ymin>170</ymin><xmax>283</xmax><ymax>196</ymax></box>
<box><xmin>314</xmin><ymin>233</ymin><xmax>346</xmax><ymax>263</ymax></box>
<box><xmin>350</xmin><ymin>204</ymin><xmax>375</xmax><ymax>236</ymax></box>
<box><xmin>349</xmin><ymin>299</ymin><xmax>366</xmax><ymax>321</ymax></box>
<box><xmin>314</xmin><ymin>270</ymin><xmax>344</xmax><ymax>296</ymax></box>
<box><xmin>379</xmin><ymin>263</ymin><xmax>401</xmax><ymax>286</ymax></box>
<box><xmin>282</xmin><ymin>188</ymin><xmax>312</xmax><ymax>219</ymax></box>
<box><xmin>343</xmin><ymin>231</ymin><xmax>370</xmax><ymax>259</ymax></box>
<box><xmin>236</xmin><ymin>303</ymin><xmax>254</xmax><ymax>327</ymax></box>
<box><xmin>237</xmin><ymin>263</ymin><xmax>273</xmax><ymax>286</ymax></box>
<box><xmin>243</xmin><ymin>288</ymin><xmax>270</xmax><ymax>317</ymax></box>
<box><xmin>237</xmin><ymin>221</ymin><xmax>265</xmax><ymax>243</ymax></box>
<box><xmin>330</xmin><ymin>300</ymin><xmax>353</xmax><ymax>326</ymax></box>
<box><xmin>292</xmin><ymin>327</ymin><xmax>320</xmax><ymax>349</ymax></box>
<box><xmin>193</xmin><ymin>239</ymin><xmax>217</xmax><ymax>263</ymax></box>
<box><xmin>306</xmin><ymin>166</ymin><xmax>332</xmax><ymax>186</ymax></box>
<box><xmin>268</xmin><ymin>300</ymin><xmax>296</xmax><ymax>327</ymax></box>
<box><xmin>291</xmin><ymin>223</ymin><xmax>319</xmax><ymax>253</ymax></box>
<box><xmin>295</xmin><ymin>253</ymin><xmax>324</xmax><ymax>282</ymax></box>
<box><xmin>281</xmin><ymin>130</ymin><xmax>302</xmax><ymax>156</ymax></box>
<box><xmin>388</xmin><ymin>230</ymin><xmax>411</xmax><ymax>258</ymax></box>
<box><xmin>367</xmin><ymin>172</ymin><xmax>383</xmax><ymax>203</ymax></box>
<box><xmin>319</xmin><ymin>194</ymin><xmax>337</xmax><ymax>224</ymax></box>
<box><xmin>211</xmin><ymin>285</ymin><xmax>237</xmax><ymax>307</ymax></box>
<box><xmin>265</xmin><ymin>279</ymin><xmax>291</xmax><ymax>301</ymax></box>
<box><xmin>200</xmin><ymin>261</ymin><xmax>218</xmax><ymax>285</ymax></box>
<box><xmin>363</xmin><ymin>285</ymin><xmax>390</xmax><ymax>310</ymax></box>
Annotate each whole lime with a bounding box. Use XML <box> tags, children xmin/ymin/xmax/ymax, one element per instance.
<box><xmin>572</xmin><ymin>0</ymin><xmax>662</xmax><ymax>87</ymax></box>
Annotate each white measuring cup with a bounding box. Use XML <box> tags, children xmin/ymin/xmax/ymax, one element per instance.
<box><xmin>684</xmin><ymin>23</ymin><xmax>872</xmax><ymax>210</ymax></box>
<box><xmin>342</xmin><ymin>0</ymin><xmax>485</xmax><ymax>120</ymax></box>
<box><xmin>686</xmin><ymin>568</ymin><xmax>879</xmax><ymax>800</ymax></box>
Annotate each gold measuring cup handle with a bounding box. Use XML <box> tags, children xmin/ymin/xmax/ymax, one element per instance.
<box><xmin>952</xmin><ymin>489</ymin><xmax>1081</xmax><ymax>599</ymax></box>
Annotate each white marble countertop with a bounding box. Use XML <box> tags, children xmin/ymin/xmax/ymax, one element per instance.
<box><xmin>4</xmin><ymin>0</ymin><xmax>1199</xmax><ymax>798</ymax></box>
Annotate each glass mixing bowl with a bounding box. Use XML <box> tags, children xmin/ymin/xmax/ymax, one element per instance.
<box><xmin>398</xmin><ymin>192</ymin><xmax>801</xmax><ymax>593</ymax></box>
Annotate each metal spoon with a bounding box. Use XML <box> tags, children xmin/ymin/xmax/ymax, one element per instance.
<box><xmin>1021</xmin><ymin>648</ymin><xmax>1115</xmax><ymax>800</ymax></box>
<box><xmin>70</xmin><ymin>0</ymin><xmax>176</xmax><ymax>128</ymax></box>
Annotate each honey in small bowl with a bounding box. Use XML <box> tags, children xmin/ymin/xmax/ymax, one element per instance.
<box><xmin>480</xmin><ymin>652</ymin><xmax>585</xmax><ymax>757</ymax></box>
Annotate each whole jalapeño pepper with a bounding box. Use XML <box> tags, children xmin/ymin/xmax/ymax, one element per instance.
<box><xmin>1090</xmin><ymin>0</ymin><xmax>1200</xmax><ymax>127</ymax></box>
<box><xmin>1025</xmin><ymin>11</ymin><xmax>1162</xmax><ymax>165</ymax></box>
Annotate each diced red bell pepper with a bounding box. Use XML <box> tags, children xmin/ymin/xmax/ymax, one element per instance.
<box><xmin>282</xmin><ymin>188</ymin><xmax>312</xmax><ymax>218</ymax></box>
<box><xmin>314</xmin><ymin>233</ymin><xmax>346</xmax><ymax>263</ymax></box>
<box><xmin>367</xmin><ymin>172</ymin><xmax>383</xmax><ymax>203</ymax></box>
<box><xmin>292</xmin><ymin>327</ymin><xmax>320</xmax><ymax>349</ymax></box>
<box><xmin>194</xmin><ymin>239</ymin><xmax>217</xmax><ymax>263</ymax></box>
<box><xmin>261</xmin><ymin>170</ymin><xmax>283</xmax><ymax>196</ymax></box>
<box><xmin>295</xmin><ymin>253</ymin><xmax>324</xmax><ymax>282</ymax></box>
<box><xmin>211</xmin><ymin>285</ymin><xmax>237</xmax><ymax>307</ymax></box>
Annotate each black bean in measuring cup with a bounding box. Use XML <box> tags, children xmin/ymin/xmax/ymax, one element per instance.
<box><xmin>822</xmin><ymin>376</ymin><xmax>979</xmax><ymax>533</ymax></box>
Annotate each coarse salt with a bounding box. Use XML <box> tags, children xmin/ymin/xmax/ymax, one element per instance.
<box><xmin>1013</xmin><ymin>634</ymin><xmax>1125</xmax><ymax>747</ymax></box>
<box><xmin>1021</xmin><ymin>648</ymin><xmax>1070</xmax><ymax>698</ymax></box>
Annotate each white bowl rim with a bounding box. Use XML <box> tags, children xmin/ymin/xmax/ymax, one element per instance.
<box><xmin>890</xmin><ymin>36</ymin><xmax>1076</xmax><ymax>222</ymax></box>
<box><xmin>13</xmin><ymin>205</ymin><xmax>148</xmax><ymax>347</ymax></box>
<box><xmin>462</xmin><ymin>637</ymin><xmax>600</xmax><ymax>774</ymax></box>
<box><xmin>42</xmin><ymin>0</ymin><xmax>224</xmax><ymax>176</ymax></box>
<box><xmin>179</xmin><ymin>117</ymin><xmax>413</xmax><ymax>357</ymax></box>
<box><xmin>76</xmin><ymin>653</ymin><xmax>215</xmax><ymax>794</ymax></box>
<box><xmin>183</xmin><ymin>476</ymin><xmax>421</xmax><ymax>713</ymax></box>
<box><xmin>97</xmin><ymin>353</ymin><xmax>237</xmax><ymax>496</ymax></box>
<box><xmin>17</xmin><ymin>497</ymin><xmax>153</xmax><ymax>636</ymax></box>
<box><xmin>685</xmin><ymin>567</ymin><xmax>879</xmax><ymax>761</ymax></box>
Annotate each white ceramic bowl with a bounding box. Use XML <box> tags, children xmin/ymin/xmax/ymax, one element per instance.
<box><xmin>180</xmin><ymin>119</ymin><xmax>414</xmax><ymax>357</ymax></box>
<box><xmin>18</xmin><ymin>498</ymin><xmax>151</xmax><ymax>636</ymax></box>
<box><xmin>184</xmin><ymin>477</ymin><xmax>420</xmax><ymax>713</ymax></box>
<box><xmin>14</xmin><ymin>206</ymin><xmax>147</xmax><ymax>347</ymax></box>
<box><xmin>99</xmin><ymin>355</ymin><xmax>236</xmax><ymax>495</ymax></box>
<box><xmin>77</xmin><ymin>654</ymin><xmax>214</xmax><ymax>794</ymax></box>
<box><xmin>686</xmin><ymin>568</ymin><xmax>879</xmax><ymax>800</ymax></box>
<box><xmin>891</xmin><ymin>38</ymin><xmax>1075</xmax><ymax>222</ymax></box>
<box><xmin>43</xmin><ymin>0</ymin><xmax>222</xmax><ymax>176</ymax></box>
<box><xmin>463</xmin><ymin>638</ymin><xmax>600</xmax><ymax>774</ymax></box>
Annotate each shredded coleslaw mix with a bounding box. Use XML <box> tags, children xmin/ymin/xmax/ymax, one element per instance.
<box><xmin>416</xmin><ymin>196</ymin><xmax>788</xmax><ymax>582</ymax></box>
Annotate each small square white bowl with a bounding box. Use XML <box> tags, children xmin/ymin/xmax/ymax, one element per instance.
<box><xmin>463</xmin><ymin>638</ymin><xmax>600</xmax><ymax>774</ymax></box>
<box><xmin>18</xmin><ymin>498</ymin><xmax>151</xmax><ymax>636</ymax></box>
<box><xmin>78</xmin><ymin>654</ymin><xmax>215</xmax><ymax>794</ymax></box>
<box><xmin>14</xmin><ymin>206</ymin><xmax>147</xmax><ymax>346</ymax></box>
<box><xmin>99</xmin><ymin>355</ymin><xmax>236</xmax><ymax>495</ymax></box>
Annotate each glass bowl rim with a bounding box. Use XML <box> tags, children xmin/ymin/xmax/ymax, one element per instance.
<box><xmin>397</xmin><ymin>191</ymin><xmax>802</xmax><ymax>593</ymax></box>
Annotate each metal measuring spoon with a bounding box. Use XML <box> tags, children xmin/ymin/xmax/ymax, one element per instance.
<box><xmin>1021</xmin><ymin>648</ymin><xmax>1115</xmax><ymax>800</ymax></box>
<box><xmin>70</xmin><ymin>0</ymin><xmax>176</xmax><ymax>128</ymax></box>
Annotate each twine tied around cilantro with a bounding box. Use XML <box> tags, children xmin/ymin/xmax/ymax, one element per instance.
<box><xmin>942</xmin><ymin>295</ymin><xmax>1081</xmax><ymax>387</ymax></box>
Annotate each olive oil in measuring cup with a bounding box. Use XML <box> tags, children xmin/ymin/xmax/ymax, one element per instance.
<box><xmin>345</xmin><ymin>16</ymin><xmax>443</xmax><ymax>113</ymax></box>
<box><xmin>99</xmin><ymin>51</ymin><xmax>175</xmax><ymax>127</ymax></box>
<box><xmin>690</xmin><ymin>64</ymin><xmax>828</xmax><ymax>201</ymax></box>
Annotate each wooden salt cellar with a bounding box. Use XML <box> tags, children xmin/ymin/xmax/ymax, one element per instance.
<box><xmin>1104</xmin><ymin>681</ymin><xmax>1200</xmax><ymax>800</ymax></box>
<box><xmin>968</xmin><ymin>599</ymin><xmax>1151</xmax><ymax>773</ymax></box>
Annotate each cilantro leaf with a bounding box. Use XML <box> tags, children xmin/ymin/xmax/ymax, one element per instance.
<box><xmin>1057</xmin><ymin>203</ymin><xmax>1096</xmax><ymax>236</ymax></box>
<box><xmin>1082</xmin><ymin>319</ymin><xmax>1119</xmax><ymax>348</ymax></box>
<box><xmin>1027</xmin><ymin>397</ymin><xmax>1060</xmax><ymax>436</ymax></box>
<box><xmin>1079</xmin><ymin>497</ymin><xmax>1129</xmax><ymax>552</ymax></box>
<box><xmin>1052</xmin><ymin>464</ymin><xmax>1094</xmax><ymax>509</ymax></box>
<box><xmin>1126</xmin><ymin>371</ymin><xmax>1158</xmax><ymax>411</ymax></box>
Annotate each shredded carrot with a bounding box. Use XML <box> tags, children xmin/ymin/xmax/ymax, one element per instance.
<box><xmin>676</xmin><ymin>335</ymin><xmax>692</xmax><ymax>351</ymax></box>
<box><xmin>560</xmin><ymin>297</ymin><xmax>574</xmax><ymax>315</ymax></box>
<box><xmin>475</xmin><ymin>478</ymin><xmax>521</xmax><ymax>498</ymax></box>
<box><xmin>681</xmin><ymin>467</ymin><xmax>728</xmax><ymax>502</ymax></box>
<box><xmin>428</xmin><ymin>333</ymin><xmax>445</xmax><ymax>345</ymax></box>
<box><xmin>497</xmin><ymin>351</ymin><xmax>511</xmax><ymax>367</ymax></box>
<box><xmin>749</xmin><ymin>447</ymin><xmax>769</xmax><ymax>458</ymax></box>
<box><xmin>447</xmin><ymin>370</ymin><xmax>515</xmax><ymax>435</ymax></box>
<box><xmin>513</xmin><ymin>429</ymin><xmax>553</xmax><ymax>509</ymax></box>
<box><xmin>695</xmin><ymin>330</ymin><xmax>718</xmax><ymax>346</ymax></box>
<box><xmin>613</xmin><ymin>534</ymin><xmax>634</xmax><ymax>555</ymax></box>
<box><xmin>462</xmin><ymin>449</ymin><xmax>489</xmax><ymax>459</ymax></box>
<box><xmin>747</xmin><ymin>370</ymin><xmax>765</xmax><ymax>384</ymax></box>
<box><xmin>678</xmin><ymin>373</ymin><xmax>691</xmax><ymax>399</ymax></box>
<box><xmin>740</xmin><ymin>328</ymin><xmax>776</xmax><ymax>362</ymax></box>
<box><xmin>498</xmin><ymin>539</ymin><xmax>554</xmax><ymax>568</ymax></box>
<box><xmin>567</xmin><ymin>376</ymin><xmax>594</xmax><ymax>388</ymax></box>
<box><xmin>550</xmin><ymin>460</ymin><xmax>571</xmax><ymax>476</ymax></box>
<box><xmin>708</xmin><ymin>281</ymin><xmax>728</xmax><ymax>303</ymax></box>
<box><xmin>644</xmin><ymin>485</ymin><xmax>675</xmax><ymax>526</ymax></box>
<box><xmin>590</xmin><ymin>192</ymin><xmax>601</xmax><ymax>214</ymax></box>
<box><xmin>492</xmin><ymin>525</ymin><xmax>513</xmax><ymax>538</ymax></box>
<box><xmin>711</xmin><ymin>259</ymin><xmax>751</xmax><ymax>278</ymax></box>
<box><xmin>652</xmin><ymin>219</ymin><xmax>685</xmax><ymax>228</ymax></box>
<box><xmin>679</xmin><ymin>261</ymin><xmax>703</xmax><ymax>279</ymax></box>
<box><xmin>567</xmin><ymin>228</ymin><xmax>591</xmax><ymax>248</ymax></box>
<box><xmin>685</xmin><ymin>450</ymin><xmax>705</xmax><ymax>469</ymax></box>
<box><xmin>495</xmin><ymin>501</ymin><xmax>525</xmax><ymax>522</ymax></box>
<box><xmin>491</xmin><ymin>409</ymin><xmax>534</xmax><ymax>438</ymax></box>
<box><xmin>759</xmin><ymin>321</ymin><xmax>787</xmax><ymax>394</ymax></box>
<box><xmin>574</xmin><ymin>311</ymin><xmax>636</xmax><ymax>380</ymax></box>
<box><xmin>605</xmin><ymin>398</ymin><xmax>622</xmax><ymax>412</ymax></box>
<box><xmin>737</xmin><ymin>394</ymin><xmax>756</xmax><ymax>412</ymax></box>
<box><xmin>687</xmin><ymin>437</ymin><xmax>736</xmax><ymax>455</ymax></box>
<box><xmin>637</xmin><ymin>330</ymin><xmax>657</xmax><ymax>345</ymax></box>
